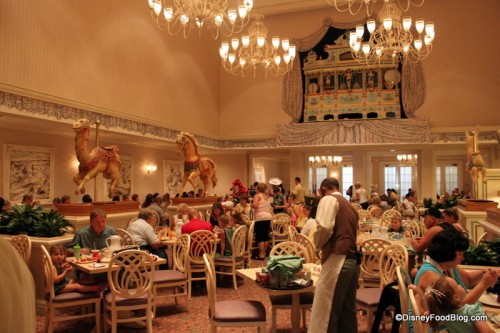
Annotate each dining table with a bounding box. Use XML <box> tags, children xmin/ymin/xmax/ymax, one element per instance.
<box><xmin>236</xmin><ymin>262</ymin><xmax>320</xmax><ymax>333</ymax></box>
<box><xmin>69</xmin><ymin>255</ymin><xmax>167</xmax><ymax>275</ymax></box>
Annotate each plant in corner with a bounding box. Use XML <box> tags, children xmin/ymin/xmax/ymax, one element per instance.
<box><xmin>0</xmin><ymin>204</ymin><xmax>72</xmax><ymax>237</ymax></box>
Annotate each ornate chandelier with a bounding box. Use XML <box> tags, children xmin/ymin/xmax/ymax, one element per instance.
<box><xmin>147</xmin><ymin>0</ymin><xmax>254</xmax><ymax>39</ymax></box>
<box><xmin>327</xmin><ymin>0</ymin><xmax>424</xmax><ymax>16</ymax></box>
<box><xmin>219</xmin><ymin>14</ymin><xmax>296</xmax><ymax>77</ymax></box>
<box><xmin>397</xmin><ymin>154</ymin><xmax>417</xmax><ymax>166</ymax></box>
<box><xmin>348</xmin><ymin>0</ymin><xmax>435</xmax><ymax>65</ymax></box>
<box><xmin>309</xmin><ymin>156</ymin><xmax>343</xmax><ymax>168</ymax></box>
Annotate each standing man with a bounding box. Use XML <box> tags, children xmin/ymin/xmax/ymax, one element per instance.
<box><xmin>292</xmin><ymin>176</ymin><xmax>305</xmax><ymax>205</ymax></box>
<box><xmin>67</xmin><ymin>208</ymin><xmax>116</xmax><ymax>256</ymax></box>
<box><xmin>309</xmin><ymin>177</ymin><xmax>359</xmax><ymax>333</ymax></box>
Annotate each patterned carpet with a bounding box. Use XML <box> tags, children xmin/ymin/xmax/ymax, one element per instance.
<box><xmin>36</xmin><ymin>267</ymin><xmax>391</xmax><ymax>333</ymax></box>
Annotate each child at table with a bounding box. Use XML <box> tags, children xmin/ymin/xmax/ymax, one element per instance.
<box><xmin>388</xmin><ymin>215</ymin><xmax>410</xmax><ymax>239</ymax></box>
<box><xmin>49</xmin><ymin>244</ymin><xmax>100</xmax><ymax>295</ymax></box>
<box><xmin>215</xmin><ymin>214</ymin><xmax>237</xmax><ymax>257</ymax></box>
<box><xmin>424</xmin><ymin>275</ymin><xmax>494</xmax><ymax>333</ymax></box>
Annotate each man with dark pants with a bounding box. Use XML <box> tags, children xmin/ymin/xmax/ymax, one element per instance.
<box><xmin>309</xmin><ymin>177</ymin><xmax>359</xmax><ymax>333</ymax></box>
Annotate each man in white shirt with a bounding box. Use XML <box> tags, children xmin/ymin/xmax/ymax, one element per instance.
<box><xmin>309</xmin><ymin>177</ymin><xmax>359</xmax><ymax>333</ymax></box>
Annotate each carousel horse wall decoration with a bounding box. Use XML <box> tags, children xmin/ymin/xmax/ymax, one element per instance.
<box><xmin>176</xmin><ymin>132</ymin><xmax>217</xmax><ymax>197</ymax></box>
<box><xmin>72</xmin><ymin>119</ymin><xmax>122</xmax><ymax>198</ymax></box>
<box><xmin>466</xmin><ymin>127</ymin><xmax>488</xmax><ymax>184</ymax></box>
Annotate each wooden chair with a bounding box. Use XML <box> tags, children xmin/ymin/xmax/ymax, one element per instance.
<box><xmin>9</xmin><ymin>234</ymin><xmax>31</xmax><ymax>265</ymax></box>
<box><xmin>357</xmin><ymin>244</ymin><xmax>408</xmax><ymax>332</ymax></box>
<box><xmin>186</xmin><ymin>230</ymin><xmax>217</xmax><ymax>298</ymax></box>
<box><xmin>41</xmin><ymin>245</ymin><xmax>101</xmax><ymax>333</ymax></box>
<box><xmin>295</xmin><ymin>233</ymin><xmax>317</xmax><ymax>264</ymax></box>
<box><xmin>244</xmin><ymin>220</ymin><xmax>257</xmax><ymax>268</ymax></box>
<box><xmin>103</xmin><ymin>250</ymin><xmax>155</xmax><ymax>333</ymax></box>
<box><xmin>115</xmin><ymin>228</ymin><xmax>136</xmax><ymax>247</ymax></box>
<box><xmin>396</xmin><ymin>266</ymin><xmax>412</xmax><ymax>333</ymax></box>
<box><xmin>270</xmin><ymin>213</ymin><xmax>291</xmax><ymax>247</ymax></box>
<box><xmin>148</xmin><ymin>209</ymin><xmax>160</xmax><ymax>230</ymax></box>
<box><xmin>403</xmin><ymin>220</ymin><xmax>420</xmax><ymax>238</ymax></box>
<box><xmin>288</xmin><ymin>225</ymin><xmax>298</xmax><ymax>242</ymax></box>
<box><xmin>203</xmin><ymin>253</ymin><xmax>267</xmax><ymax>332</ymax></box>
<box><xmin>269</xmin><ymin>241</ymin><xmax>312</xmax><ymax>332</ymax></box>
<box><xmin>358</xmin><ymin>209</ymin><xmax>371</xmax><ymax>223</ymax></box>
<box><xmin>382</xmin><ymin>209</ymin><xmax>402</xmax><ymax>221</ymax></box>
<box><xmin>240</xmin><ymin>214</ymin><xmax>252</xmax><ymax>227</ymax></box>
<box><xmin>126</xmin><ymin>217</ymin><xmax>139</xmax><ymax>229</ymax></box>
<box><xmin>409</xmin><ymin>288</ymin><xmax>430</xmax><ymax>333</ymax></box>
<box><xmin>214</xmin><ymin>225</ymin><xmax>247</xmax><ymax>289</ymax></box>
<box><xmin>358</xmin><ymin>238</ymin><xmax>391</xmax><ymax>288</ymax></box>
<box><xmin>149</xmin><ymin>234</ymin><xmax>190</xmax><ymax>316</ymax></box>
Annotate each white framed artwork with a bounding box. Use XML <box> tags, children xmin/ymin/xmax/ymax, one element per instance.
<box><xmin>104</xmin><ymin>155</ymin><xmax>133</xmax><ymax>199</ymax></box>
<box><xmin>3</xmin><ymin>144</ymin><xmax>55</xmax><ymax>203</ymax></box>
<box><xmin>163</xmin><ymin>160</ymin><xmax>183</xmax><ymax>196</ymax></box>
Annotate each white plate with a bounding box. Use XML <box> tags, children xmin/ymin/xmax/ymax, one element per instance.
<box><xmin>479</xmin><ymin>293</ymin><xmax>500</xmax><ymax>308</ymax></box>
<box><xmin>91</xmin><ymin>263</ymin><xmax>105</xmax><ymax>268</ymax></box>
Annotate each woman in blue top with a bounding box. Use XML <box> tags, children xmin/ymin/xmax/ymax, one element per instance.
<box><xmin>415</xmin><ymin>228</ymin><xmax>498</xmax><ymax>307</ymax></box>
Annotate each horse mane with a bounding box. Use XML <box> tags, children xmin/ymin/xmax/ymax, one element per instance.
<box><xmin>177</xmin><ymin>132</ymin><xmax>200</xmax><ymax>156</ymax></box>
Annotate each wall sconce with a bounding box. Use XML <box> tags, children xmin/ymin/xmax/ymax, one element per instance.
<box><xmin>146</xmin><ymin>162</ymin><xmax>158</xmax><ymax>174</ymax></box>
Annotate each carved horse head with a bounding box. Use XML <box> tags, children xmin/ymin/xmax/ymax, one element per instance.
<box><xmin>72</xmin><ymin>118</ymin><xmax>91</xmax><ymax>131</ymax></box>
<box><xmin>176</xmin><ymin>132</ymin><xmax>200</xmax><ymax>159</ymax></box>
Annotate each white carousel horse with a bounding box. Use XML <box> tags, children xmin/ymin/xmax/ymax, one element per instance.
<box><xmin>72</xmin><ymin>119</ymin><xmax>122</xmax><ymax>198</ymax></box>
<box><xmin>176</xmin><ymin>132</ymin><xmax>217</xmax><ymax>197</ymax></box>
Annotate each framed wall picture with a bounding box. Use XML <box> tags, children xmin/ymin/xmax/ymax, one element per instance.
<box><xmin>163</xmin><ymin>160</ymin><xmax>183</xmax><ymax>197</ymax></box>
<box><xmin>104</xmin><ymin>155</ymin><xmax>133</xmax><ymax>199</ymax></box>
<box><xmin>3</xmin><ymin>144</ymin><xmax>55</xmax><ymax>203</ymax></box>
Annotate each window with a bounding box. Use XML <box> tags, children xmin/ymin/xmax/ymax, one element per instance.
<box><xmin>342</xmin><ymin>166</ymin><xmax>353</xmax><ymax>200</ymax></box>
<box><xmin>435</xmin><ymin>164</ymin><xmax>458</xmax><ymax>196</ymax></box>
<box><xmin>308</xmin><ymin>167</ymin><xmax>327</xmax><ymax>194</ymax></box>
<box><xmin>384</xmin><ymin>166</ymin><xmax>413</xmax><ymax>200</ymax></box>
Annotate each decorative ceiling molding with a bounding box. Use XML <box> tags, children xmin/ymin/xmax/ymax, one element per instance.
<box><xmin>1</xmin><ymin>90</ymin><xmax>497</xmax><ymax>149</ymax></box>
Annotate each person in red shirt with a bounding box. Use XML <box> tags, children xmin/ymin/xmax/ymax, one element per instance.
<box><xmin>181</xmin><ymin>208</ymin><xmax>213</xmax><ymax>235</ymax></box>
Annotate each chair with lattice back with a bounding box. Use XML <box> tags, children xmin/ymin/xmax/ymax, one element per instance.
<box><xmin>41</xmin><ymin>245</ymin><xmax>101</xmax><ymax>333</ymax></box>
<box><xmin>9</xmin><ymin>234</ymin><xmax>31</xmax><ymax>265</ymax></box>
<box><xmin>295</xmin><ymin>234</ymin><xmax>317</xmax><ymax>264</ymax></box>
<box><xmin>403</xmin><ymin>220</ymin><xmax>420</xmax><ymax>238</ymax></box>
<box><xmin>186</xmin><ymin>230</ymin><xmax>217</xmax><ymax>298</ymax></box>
<box><xmin>115</xmin><ymin>228</ymin><xmax>136</xmax><ymax>247</ymax></box>
<box><xmin>244</xmin><ymin>220</ymin><xmax>257</xmax><ymax>268</ymax></box>
<box><xmin>271</xmin><ymin>213</ymin><xmax>291</xmax><ymax>247</ymax></box>
<box><xmin>357</xmin><ymin>244</ymin><xmax>408</xmax><ymax>332</ymax></box>
<box><xmin>358</xmin><ymin>238</ymin><xmax>391</xmax><ymax>288</ymax></box>
<box><xmin>214</xmin><ymin>225</ymin><xmax>247</xmax><ymax>289</ymax></box>
<box><xmin>288</xmin><ymin>225</ymin><xmax>298</xmax><ymax>242</ymax></box>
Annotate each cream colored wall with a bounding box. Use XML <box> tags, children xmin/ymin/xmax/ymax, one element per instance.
<box><xmin>0</xmin><ymin>0</ymin><xmax>221</xmax><ymax>137</ymax></box>
<box><xmin>219</xmin><ymin>0</ymin><xmax>500</xmax><ymax>137</ymax></box>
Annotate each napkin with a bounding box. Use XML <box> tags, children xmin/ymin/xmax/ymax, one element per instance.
<box><xmin>265</xmin><ymin>255</ymin><xmax>304</xmax><ymax>277</ymax></box>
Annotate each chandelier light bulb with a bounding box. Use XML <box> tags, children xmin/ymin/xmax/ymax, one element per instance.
<box><xmin>238</xmin><ymin>5</ymin><xmax>248</xmax><ymax>19</ymax></box>
<box><xmin>425</xmin><ymin>22</ymin><xmax>434</xmax><ymax>35</ymax></box>
<box><xmin>282</xmin><ymin>38</ymin><xmax>290</xmax><ymax>51</ymax></box>
<box><xmin>414</xmin><ymin>39</ymin><xmax>422</xmax><ymax>50</ymax></box>
<box><xmin>356</xmin><ymin>25</ymin><xmax>364</xmax><ymax>38</ymax></box>
<box><xmin>383</xmin><ymin>18</ymin><xmax>393</xmax><ymax>31</ymax></box>
<box><xmin>242</xmin><ymin>35</ymin><xmax>250</xmax><ymax>47</ymax></box>
<box><xmin>231</xmin><ymin>38</ymin><xmax>239</xmax><ymax>50</ymax></box>
<box><xmin>362</xmin><ymin>43</ymin><xmax>371</xmax><ymax>55</ymax></box>
<box><xmin>415</xmin><ymin>19</ymin><xmax>425</xmax><ymax>33</ymax></box>
<box><xmin>148</xmin><ymin>0</ymin><xmax>155</xmax><ymax>9</ymax></box>
<box><xmin>272</xmin><ymin>37</ymin><xmax>280</xmax><ymax>49</ymax></box>
<box><xmin>153</xmin><ymin>1</ymin><xmax>162</xmax><ymax>16</ymax></box>
<box><xmin>214</xmin><ymin>15</ymin><xmax>223</xmax><ymax>26</ymax></box>
<box><xmin>239</xmin><ymin>58</ymin><xmax>246</xmax><ymax>66</ymax></box>
<box><xmin>367</xmin><ymin>19</ymin><xmax>376</xmax><ymax>34</ymax></box>
<box><xmin>228</xmin><ymin>53</ymin><xmax>236</xmax><ymax>64</ymax></box>
<box><xmin>180</xmin><ymin>14</ymin><xmax>189</xmax><ymax>26</ymax></box>
<box><xmin>228</xmin><ymin>10</ymin><xmax>237</xmax><ymax>24</ymax></box>
<box><xmin>424</xmin><ymin>35</ymin><xmax>432</xmax><ymax>46</ymax></box>
<box><xmin>283</xmin><ymin>53</ymin><xmax>291</xmax><ymax>64</ymax></box>
<box><xmin>274</xmin><ymin>55</ymin><xmax>281</xmax><ymax>65</ymax></box>
<box><xmin>349</xmin><ymin>31</ymin><xmax>357</xmax><ymax>46</ymax></box>
<box><xmin>353</xmin><ymin>41</ymin><xmax>361</xmax><ymax>52</ymax></box>
<box><xmin>195</xmin><ymin>18</ymin><xmax>203</xmax><ymax>28</ymax></box>
<box><xmin>402</xmin><ymin>17</ymin><xmax>412</xmax><ymax>31</ymax></box>
<box><xmin>163</xmin><ymin>6</ymin><xmax>173</xmax><ymax>21</ymax></box>
<box><xmin>257</xmin><ymin>36</ymin><xmax>265</xmax><ymax>47</ymax></box>
<box><xmin>289</xmin><ymin>45</ymin><xmax>296</xmax><ymax>58</ymax></box>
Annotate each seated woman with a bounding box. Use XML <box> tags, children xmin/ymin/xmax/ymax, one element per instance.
<box><xmin>415</xmin><ymin>228</ymin><xmax>498</xmax><ymax>306</ymax></box>
<box><xmin>401</xmin><ymin>193</ymin><xmax>415</xmax><ymax>218</ymax></box>
<box><xmin>424</xmin><ymin>275</ymin><xmax>494</xmax><ymax>333</ymax></box>
<box><xmin>234</xmin><ymin>195</ymin><xmax>251</xmax><ymax>219</ymax></box>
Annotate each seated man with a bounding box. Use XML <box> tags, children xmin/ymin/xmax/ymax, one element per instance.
<box><xmin>127</xmin><ymin>210</ymin><xmax>168</xmax><ymax>269</ymax></box>
<box><xmin>182</xmin><ymin>208</ymin><xmax>213</xmax><ymax>235</ymax></box>
<box><xmin>67</xmin><ymin>208</ymin><xmax>116</xmax><ymax>256</ymax></box>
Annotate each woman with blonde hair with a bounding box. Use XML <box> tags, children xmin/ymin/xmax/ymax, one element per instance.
<box><xmin>251</xmin><ymin>183</ymin><xmax>272</xmax><ymax>260</ymax></box>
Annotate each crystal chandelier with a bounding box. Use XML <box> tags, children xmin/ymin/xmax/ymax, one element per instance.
<box><xmin>219</xmin><ymin>14</ymin><xmax>296</xmax><ymax>77</ymax></box>
<box><xmin>147</xmin><ymin>0</ymin><xmax>253</xmax><ymax>39</ymax></box>
<box><xmin>309</xmin><ymin>156</ymin><xmax>343</xmax><ymax>168</ymax></box>
<box><xmin>327</xmin><ymin>0</ymin><xmax>424</xmax><ymax>16</ymax></box>
<box><xmin>397</xmin><ymin>154</ymin><xmax>417</xmax><ymax>166</ymax></box>
<box><xmin>348</xmin><ymin>0</ymin><xmax>435</xmax><ymax>66</ymax></box>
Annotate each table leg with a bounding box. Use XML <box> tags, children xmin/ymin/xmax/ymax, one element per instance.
<box><xmin>290</xmin><ymin>293</ymin><xmax>301</xmax><ymax>333</ymax></box>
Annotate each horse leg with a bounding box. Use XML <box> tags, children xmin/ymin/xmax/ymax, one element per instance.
<box><xmin>481</xmin><ymin>168</ymin><xmax>488</xmax><ymax>183</ymax></box>
<box><xmin>188</xmin><ymin>170</ymin><xmax>200</xmax><ymax>189</ymax></box>
<box><xmin>73</xmin><ymin>173</ymin><xmax>84</xmax><ymax>195</ymax></box>
<box><xmin>470</xmin><ymin>168</ymin><xmax>478</xmax><ymax>184</ymax></box>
